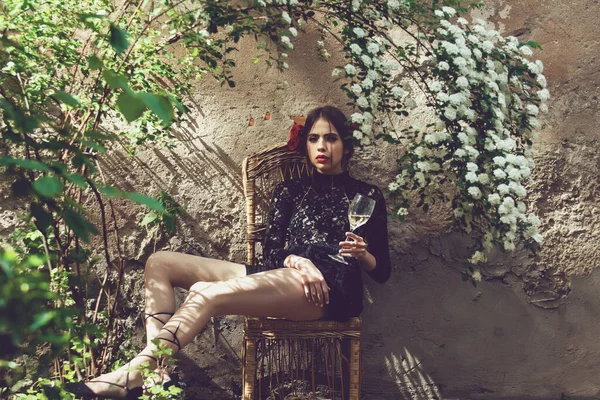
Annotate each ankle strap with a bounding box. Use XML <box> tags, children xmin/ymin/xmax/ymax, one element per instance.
<box><xmin>156</xmin><ymin>323</ymin><xmax>181</xmax><ymax>352</ymax></box>
<box><xmin>145</xmin><ymin>312</ymin><xmax>174</xmax><ymax>325</ymax></box>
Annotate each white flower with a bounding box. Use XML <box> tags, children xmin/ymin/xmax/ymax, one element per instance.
<box><xmin>454</xmin><ymin>148</ymin><xmax>467</xmax><ymax>157</ymax></box>
<box><xmin>473</xmin><ymin>48</ymin><xmax>483</xmax><ymax>60</ymax></box>
<box><xmin>469</xmin><ymin>251</ymin><xmax>486</xmax><ymax>264</ymax></box>
<box><xmin>350</xmin><ymin>43</ymin><xmax>362</xmax><ymax>55</ymax></box>
<box><xmin>493</xmin><ymin>169</ymin><xmax>507</xmax><ymax>179</ymax></box>
<box><xmin>457</xmin><ymin>17</ymin><xmax>468</xmax><ymax>25</ymax></box>
<box><xmin>520</xmin><ymin>46</ymin><xmax>533</xmax><ymax>56</ymax></box>
<box><xmin>540</xmin><ymin>103</ymin><xmax>549</xmax><ymax>113</ymax></box>
<box><xmin>468</xmin><ymin>186</ymin><xmax>482</xmax><ymax>199</ymax></box>
<box><xmin>493</xmin><ymin>156</ymin><xmax>507</xmax><ymax>166</ymax></box>
<box><xmin>441</xmin><ymin>6</ymin><xmax>456</xmax><ymax>15</ymax></box>
<box><xmin>289</xmin><ymin>27</ymin><xmax>298</xmax><ymax>37</ymax></box>
<box><xmin>281</xmin><ymin>11</ymin><xmax>292</xmax><ymax>24</ymax></box>
<box><xmin>535</xmin><ymin>60</ymin><xmax>544</xmax><ymax>73</ymax></box>
<box><xmin>438</xmin><ymin>61</ymin><xmax>450</xmax><ymax>71</ymax></box>
<box><xmin>464</xmin><ymin>145</ymin><xmax>480</xmax><ymax>158</ymax></box>
<box><xmin>498</xmin><ymin>184</ymin><xmax>510</xmax><ymax>195</ymax></box>
<box><xmin>488</xmin><ymin>193</ymin><xmax>501</xmax><ymax>205</ymax></box>
<box><xmin>527</xmin><ymin>214</ymin><xmax>541</xmax><ymax>226</ymax></box>
<box><xmin>352</xmin><ymin>84</ymin><xmax>363</xmax><ymax>95</ymax></box>
<box><xmin>458</xmin><ymin>131</ymin><xmax>469</xmax><ymax>144</ymax></box>
<box><xmin>463</xmin><ymin>108</ymin><xmax>475</xmax><ymax>121</ymax></box>
<box><xmin>387</xmin><ymin>0</ymin><xmax>401</xmax><ymax>10</ymax></box>
<box><xmin>367</xmin><ymin>42</ymin><xmax>380</xmax><ymax>54</ymax></box>
<box><xmin>351</xmin><ymin>0</ymin><xmax>361</xmax><ymax>11</ymax></box>
<box><xmin>388</xmin><ymin>182</ymin><xmax>399</xmax><ymax>192</ymax></box>
<box><xmin>444</xmin><ymin>107</ymin><xmax>457</xmax><ymax>120</ymax></box>
<box><xmin>437</xmin><ymin>92</ymin><xmax>449</xmax><ymax>102</ymax></box>
<box><xmin>453</xmin><ymin>57</ymin><xmax>467</xmax><ymax>67</ymax></box>
<box><xmin>503</xmin><ymin>239</ymin><xmax>516</xmax><ymax>251</ymax></box>
<box><xmin>478</xmin><ymin>173</ymin><xmax>490</xmax><ymax>184</ymax></box>
<box><xmin>281</xmin><ymin>36</ymin><xmax>294</xmax><ymax>49</ymax></box>
<box><xmin>353</xmin><ymin>130</ymin><xmax>363</xmax><ymax>139</ymax></box>
<box><xmin>456</xmin><ymin>76</ymin><xmax>469</xmax><ymax>88</ymax></box>
<box><xmin>345</xmin><ymin>64</ymin><xmax>357</xmax><ymax>76</ymax></box>
<box><xmin>397</xmin><ymin>207</ymin><xmax>408</xmax><ymax>216</ymax></box>
<box><xmin>537</xmin><ymin>74</ymin><xmax>547</xmax><ymax>88</ymax></box>
<box><xmin>538</xmin><ymin>88</ymin><xmax>550</xmax><ymax>101</ymax></box>
<box><xmin>360</xmin><ymin>54</ymin><xmax>373</xmax><ymax>67</ymax></box>
<box><xmin>357</xmin><ymin>96</ymin><xmax>369</xmax><ymax>108</ymax></box>
<box><xmin>282</xmin><ymin>62</ymin><xmax>289</xmax><ymax>69</ymax></box>
<box><xmin>434</xmin><ymin>9</ymin><xmax>444</xmax><ymax>17</ymax></box>
<box><xmin>353</xmin><ymin>27</ymin><xmax>368</xmax><ymax>38</ymax></box>
<box><xmin>351</xmin><ymin>113</ymin><xmax>364</xmax><ymax>123</ymax></box>
<box><xmin>526</xmin><ymin>104</ymin><xmax>539</xmax><ymax>116</ymax></box>
<box><xmin>466</xmin><ymin>171</ymin><xmax>479</xmax><ymax>183</ymax></box>
<box><xmin>482</xmin><ymin>40</ymin><xmax>494</xmax><ymax>53</ymax></box>
<box><xmin>531</xmin><ymin>233</ymin><xmax>543</xmax><ymax>243</ymax></box>
<box><xmin>361</xmin><ymin>78</ymin><xmax>374</xmax><ymax>89</ymax></box>
<box><xmin>466</xmin><ymin>162</ymin><xmax>478</xmax><ymax>172</ymax></box>
<box><xmin>449</xmin><ymin>92</ymin><xmax>468</xmax><ymax>106</ymax></box>
<box><xmin>430</xmin><ymin>81</ymin><xmax>443</xmax><ymax>92</ymax></box>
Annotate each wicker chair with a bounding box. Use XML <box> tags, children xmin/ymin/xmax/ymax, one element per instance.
<box><xmin>241</xmin><ymin>141</ymin><xmax>362</xmax><ymax>400</ymax></box>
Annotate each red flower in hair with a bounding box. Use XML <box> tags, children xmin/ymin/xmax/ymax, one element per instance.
<box><xmin>348</xmin><ymin>122</ymin><xmax>360</xmax><ymax>132</ymax></box>
<box><xmin>287</xmin><ymin>124</ymin><xmax>305</xmax><ymax>153</ymax></box>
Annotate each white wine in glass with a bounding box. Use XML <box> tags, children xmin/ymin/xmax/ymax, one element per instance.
<box><xmin>329</xmin><ymin>193</ymin><xmax>376</xmax><ymax>264</ymax></box>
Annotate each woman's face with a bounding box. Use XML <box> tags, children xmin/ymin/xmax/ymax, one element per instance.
<box><xmin>306</xmin><ymin>117</ymin><xmax>349</xmax><ymax>175</ymax></box>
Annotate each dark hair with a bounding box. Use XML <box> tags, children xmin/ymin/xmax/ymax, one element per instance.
<box><xmin>301</xmin><ymin>106</ymin><xmax>355</xmax><ymax>168</ymax></box>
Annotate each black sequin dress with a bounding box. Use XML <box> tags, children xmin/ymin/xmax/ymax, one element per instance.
<box><xmin>245</xmin><ymin>170</ymin><xmax>391</xmax><ymax>321</ymax></box>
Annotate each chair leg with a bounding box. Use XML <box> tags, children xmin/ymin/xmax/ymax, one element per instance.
<box><xmin>242</xmin><ymin>337</ymin><xmax>256</xmax><ymax>400</ymax></box>
<box><xmin>348</xmin><ymin>337</ymin><xmax>361</xmax><ymax>400</ymax></box>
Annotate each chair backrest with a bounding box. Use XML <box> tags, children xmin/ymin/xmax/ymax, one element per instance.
<box><xmin>242</xmin><ymin>141</ymin><xmax>312</xmax><ymax>265</ymax></box>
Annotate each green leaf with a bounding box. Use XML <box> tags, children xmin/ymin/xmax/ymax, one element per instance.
<box><xmin>98</xmin><ymin>185</ymin><xmax>121</xmax><ymax>198</ymax></box>
<box><xmin>125</xmin><ymin>192</ymin><xmax>165</xmax><ymax>213</ymax></box>
<box><xmin>62</xmin><ymin>208</ymin><xmax>98</xmax><ymax>242</ymax></box>
<box><xmin>117</xmin><ymin>91</ymin><xmax>147</xmax><ymax>122</ymax></box>
<box><xmin>30</xmin><ymin>203</ymin><xmax>52</xmax><ymax>232</ymax></box>
<box><xmin>33</xmin><ymin>176</ymin><xmax>63</xmax><ymax>198</ymax></box>
<box><xmin>87</xmin><ymin>55</ymin><xmax>103</xmax><ymax>70</ymax></box>
<box><xmin>138</xmin><ymin>93</ymin><xmax>173</xmax><ymax>126</ymax></box>
<box><xmin>29</xmin><ymin>311</ymin><xmax>55</xmax><ymax>331</ymax></box>
<box><xmin>0</xmin><ymin>156</ymin><xmax>51</xmax><ymax>172</ymax></box>
<box><xmin>81</xmin><ymin>140</ymin><xmax>107</xmax><ymax>153</ymax></box>
<box><xmin>140</xmin><ymin>212</ymin><xmax>159</xmax><ymax>227</ymax></box>
<box><xmin>109</xmin><ymin>24</ymin><xmax>129</xmax><ymax>54</ymax></box>
<box><xmin>102</xmin><ymin>70</ymin><xmax>129</xmax><ymax>91</ymax></box>
<box><xmin>65</xmin><ymin>173</ymin><xmax>88</xmax><ymax>188</ymax></box>
<box><xmin>53</xmin><ymin>91</ymin><xmax>80</xmax><ymax>108</ymax></box>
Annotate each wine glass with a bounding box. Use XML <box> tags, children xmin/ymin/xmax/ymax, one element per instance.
<box><xmin>329</xmin><ymin>193</ymin><xmax>376</xmax><ymax>264</ymax></box>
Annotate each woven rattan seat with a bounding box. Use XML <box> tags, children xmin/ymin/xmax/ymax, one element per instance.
<box><xmin>242</xmin><ymin>141</ymin><xmax>362</xmax><ymax>400</ymax></box>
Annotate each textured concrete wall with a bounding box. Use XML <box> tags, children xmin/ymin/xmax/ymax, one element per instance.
<box><xmin>2</xmin><ymin>0</ymin><xmax>597</xmax><ymax>398</ymax></box>
<box><xmin>101</xmin><ymin>0</ymin><xmax>600</xmax><ymax>398</ymax></box>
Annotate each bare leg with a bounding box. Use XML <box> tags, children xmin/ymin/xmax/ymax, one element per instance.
<box><xmin>80</xmin><ymin>268</ymin><xmax>324</xmax><ymax>397</ymax></box>
<box><xmin>144</xmin><ymin>251</ymin><xmax>246</xmax><ymax>345</ymax></box>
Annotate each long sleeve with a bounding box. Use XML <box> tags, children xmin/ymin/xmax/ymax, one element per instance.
<box><xmin>262</xmin><ymin>181</ymin><xmax>295</xmax><ymax>269</ymax></box>
<box><xmin>364</xmin><ymin>187</ymin><xmax>391</xmax><ymax>283</ymax></box>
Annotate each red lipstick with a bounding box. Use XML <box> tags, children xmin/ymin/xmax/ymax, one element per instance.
<box><xmin>315</xmin><ymin>155</ymin><xmax>329</xmax><ymax>162</ymax></box>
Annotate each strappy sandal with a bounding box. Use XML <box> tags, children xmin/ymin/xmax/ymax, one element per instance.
<box><xmin>155</xmin><ymin>323</ymin><xmax>182</xmax><ymax>353</ymax></box>
<box><xmin>64</xmin><ymin>355</ymin><xmax>157</xmax><ymax>399</ymax></box>
<box><xmin>144</xmin><ymin>312</ymin><xmax>174</xmax><ymax>327</ymax></box>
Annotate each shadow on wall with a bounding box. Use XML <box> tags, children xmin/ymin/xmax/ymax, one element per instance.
<box><xmin>384</xmin><ymin>349</ymin><xmax>444</xmax><ymax>400</ymax></box>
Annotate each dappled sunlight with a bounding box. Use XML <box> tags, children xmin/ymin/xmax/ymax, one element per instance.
<box><xmin>384</xmin><ymin>348</ymin><xmax>443</xmax><ymax>400</ymax></box>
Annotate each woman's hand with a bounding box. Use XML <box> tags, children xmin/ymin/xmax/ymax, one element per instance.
<box><xmin>338</xmin><ymin>232</ymin><xmax>369</xmax><ymax>261</ymax></box>
<box><xmin>284</xmin><ymin>255</ymin><xmax>330</xmax><ymax>307</ymax></box>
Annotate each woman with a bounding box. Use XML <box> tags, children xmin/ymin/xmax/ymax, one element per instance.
<box><xmin>66</xmin><ymin>105</ymin><xmax>391</xmax><ymax>399</ymax></box>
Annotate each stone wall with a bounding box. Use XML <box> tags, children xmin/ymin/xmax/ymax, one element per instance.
<box><xmin>94</xmin><ymin>0</ymin><xmax>600</xmax><ymax>398</ymax></box>
<box><xmin>2</xmin><ymin>0</ymin><xmax>599</xmax><ymax>398</ymax></box>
